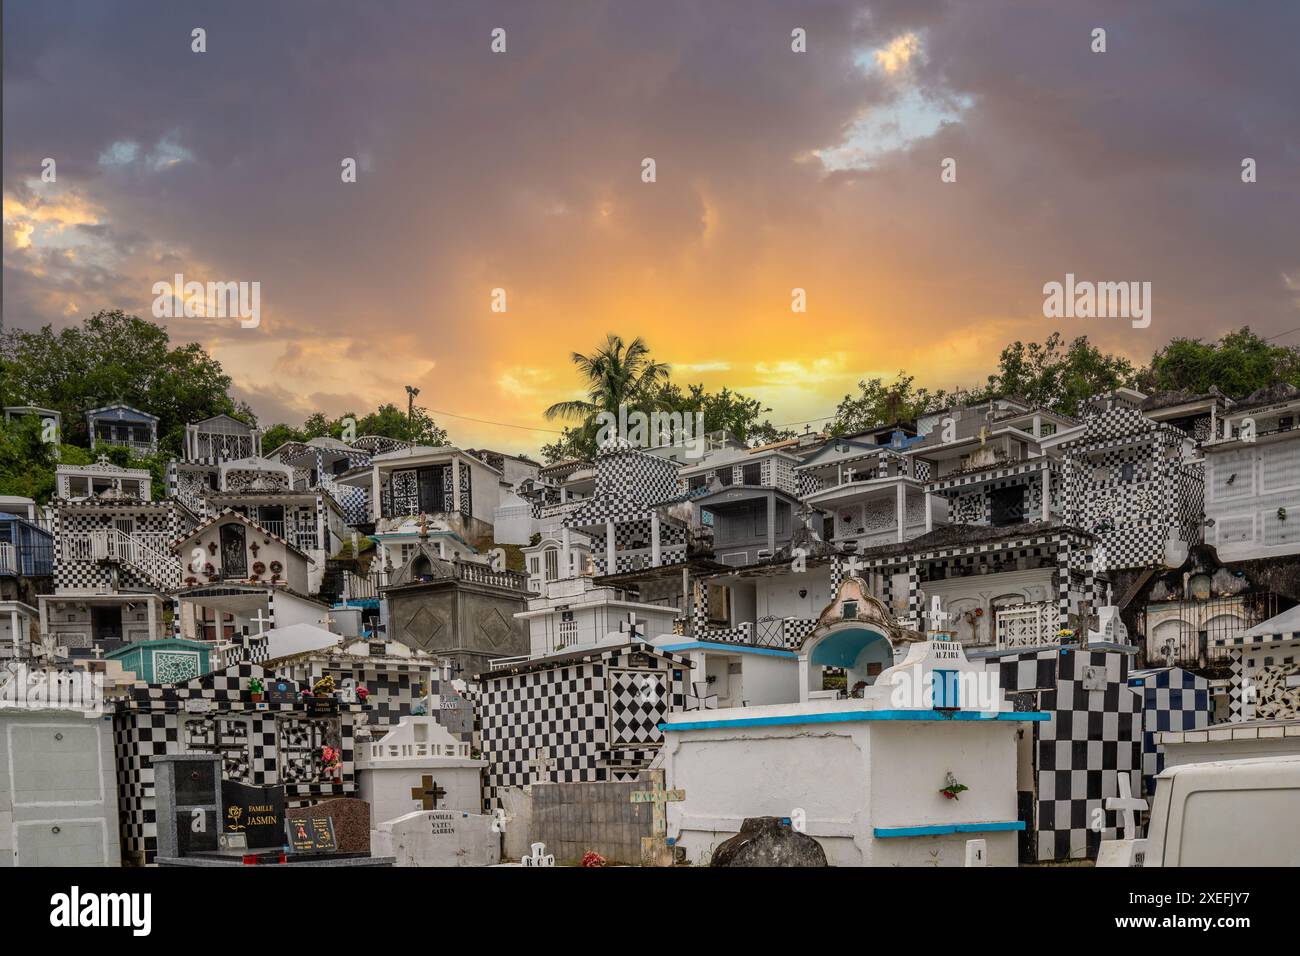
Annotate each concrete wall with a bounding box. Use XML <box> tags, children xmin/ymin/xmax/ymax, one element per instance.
<box><xmin>43</xmin><ymin>598</ymin><xmax>163</xmax><ymax>648</ymax></box>
<box><xmin>358</xmin><ymin>762</ymin><xmax>483</xmax><ymax>827</ymax></box>
<box><xmin>527</xmin><ymin>777</ymin><xmax>657</xmax><ymax>865</ymax></box>
<box><xmin>0</xmin><ymin>710</ymin><xmax>121</xmax><ymax>866</ymax></box>
<box><xmin>1206</xmin><ymin>438</ymin><xmax>1300</xmax><ymax>561</ymax></box>
<box><xmin>185</xmin><ymin>518</ymin><xmax>309</xmax><ymax>592</ymax></box>
<box><xmin>754</xmin><ymin>566</ymin><xmax>834</xmax><ymax>620</ymax></box>
<box><xmin>388</xmin><ymin>582</ymin><xmax>528</xmax><ymax>673</ymax></box>
<box><xmin>664</xmin><ymin>713</ymin><xmax>1021</xmax><ymax>867</ymax></box>
<box><xmin>924</xmin><ymin>568</ymin><xmax>1056</xmax><ymax>645</ymax></box>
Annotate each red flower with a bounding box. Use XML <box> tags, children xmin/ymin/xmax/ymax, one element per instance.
<box><xmin>580</xmin><ymin>851</ymin><xmax>607</xmax><ymax>867</ymax></box>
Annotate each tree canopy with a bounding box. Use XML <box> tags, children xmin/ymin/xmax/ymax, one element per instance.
<box><xmin>539</xmin><ymin>334</ymin><xmax>790</xmax><ymax>462</ymax></box>
<box><xmin>0</xmin><ymin>309</ymin><xmax>251</xmax><ymax>453</ymax></box>
<box><xmin>1138</xmin><ymin>327</ymin><xmax>1300</xmax><ymax>397</ymax></box>
<box><xmin>261</xmin><ymin>403</ymin><xmax>449</xmax><ymax>452</ymax></box>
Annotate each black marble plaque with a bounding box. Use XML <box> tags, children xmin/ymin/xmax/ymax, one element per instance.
<box><xmin>222</xmin><ymin>781</ymin><xmax>286</xmax><ymax>849</ymax></box>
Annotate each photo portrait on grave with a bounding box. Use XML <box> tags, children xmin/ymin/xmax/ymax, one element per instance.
<box><xmin>0</xmin><ymin>0</ymin><xmax>1296</xmax><ymax>933</ymax></box>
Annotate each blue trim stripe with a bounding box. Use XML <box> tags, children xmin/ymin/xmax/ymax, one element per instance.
<box><xmin>659</xmin><ymin>641</ymin><xmax>798</xmax><ymax>659</ymax></box>
<box><xmin>661</xmin><ymin>709</ymin><xmax>1049</xmax><ymax>732</ymax></box>
<box><xmin>874</xmin><ymin>821</ymin><xmax>1025</xmax><ymax>838</ymax></box>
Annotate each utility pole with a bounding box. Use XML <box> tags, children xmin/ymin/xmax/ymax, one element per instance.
<box><xmin>405</xmin><ymin>385</ymin><xmax>420</xmax><ymax>433</ymax></box>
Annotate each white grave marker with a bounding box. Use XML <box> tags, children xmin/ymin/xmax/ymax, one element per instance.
<box><xmin>1104</xmin><ymin>773</ymin><xmax>1147</xmax><ymax>840</ymax></box>
<box><xmin>522</xmin><ymin>842</ymin><xmax>554</xmax><ymax>867</ymax></box>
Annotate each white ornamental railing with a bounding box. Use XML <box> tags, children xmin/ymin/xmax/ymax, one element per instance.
<box><xmin>256</xmin><ymin>519</ymin><xmax>319</xmax><ymax>551</ymax></box>
<box><xmin>0</xmin><ymin>542</ymin><xmax>14</xmax><ymax>574</ymax></box>
<box><xmin>61</xmin><ymin>529</ymin><xmax>182</xmax><ymax>590</ymax></box>
<box><xmin>995</xmin><ymin>602</ymin><xmax>1057</xmax><ymax>649</ymax></box>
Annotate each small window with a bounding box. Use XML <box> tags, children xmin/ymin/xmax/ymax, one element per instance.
<box><xmin>688</xmin><ymin>475</ymin><xmax>706</xmax><ymax>491</ymax></box>
<box><xmin>742</xmin><ymin>462</ymin><xmax>762</xmax><ymax>486</ymax></box>
<box><xmin>1121</xmin><ymin>462</ymin><xmax>1135</xmax><ymax>482</ymax></box>
<box><xmin>717</xmin><ymin>468</ymin><xmax>734</xmax><ymax>486</ymax></box>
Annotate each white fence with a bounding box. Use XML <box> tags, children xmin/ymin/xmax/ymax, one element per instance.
<box><xmin>994</xmin><ymin>602</ymin><xmax>1058</xmax><ymax>649</ymax></box>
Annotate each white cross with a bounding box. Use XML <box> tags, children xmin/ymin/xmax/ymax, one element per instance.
<box><xmin>844</xmin><ymin>466</ymin><xmax>856</xmax><ymax>484</ymax></box>
<box><xmin>522</xmin><ymin>842</ymin><xmax>554</xmax><ymax>867</ymax></box>
<box><xmin>1104</xmin><ymin>773</ymin><xmax>1147</xmax><ymax>840</ymax></box>
<box><xmin>928</xmin><ymin>595</ymin><xmax>949</xmax><ymax>632</ymax></box>
<box><xmin>842</xmin><ymin>555</ymin><xmax>863</xmax><ymax>577</ymax></box>
<box><xmin>251</xmin><ymin>609</ymin><xmax>273</xmax><ymax>638</ymax></box>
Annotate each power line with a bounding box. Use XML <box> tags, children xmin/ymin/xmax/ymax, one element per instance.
<box><xmin>423</xmin><ymin>405</ymin><xmax>565</xmax><ymax>435</ymax></box>
<box><xmin>1264</xmin><ymin>326</ymin><xmax>1300</xmax><ymax>342</ymax></box>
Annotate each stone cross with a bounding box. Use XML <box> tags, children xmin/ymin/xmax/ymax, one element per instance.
<box><xmin>1104</xmin><ymin>773</ymin><xmax>1147</xmax><ymax>840</ymax></box>
<box><xmin>841</xmin><ymin>555</ymin><xmax>863</xmax><ymax>577</ymax></box>
<box><xmin>522</xmin><ymin>842</ymin><xmax>554</xmax><ymax>867</ymax></box>
<box><xmin>250</xmin><ymin>609</ymin><xmax>273</xmax><ymax>638</ymax></box>
<box><xmin>410</xmin><ymin>774</ymin><xmax>447</xmax><ymax>811</ymax></box>
<box><xmin>629</xmin><ymin>769</ymin><xmax>685</xmax><ymax>837</ymax></box>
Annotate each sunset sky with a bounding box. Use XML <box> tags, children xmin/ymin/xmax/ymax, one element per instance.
<box><xmin>4</xmin><ymin>0</ymin><xmax>1299</xmax><ymax>456</ymax></box>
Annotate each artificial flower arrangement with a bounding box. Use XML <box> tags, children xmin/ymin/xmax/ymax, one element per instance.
<box><xmin>320</xmin><ymin>745</ymin><xmax>341</xmax><ymax>779</ymax></box>
<box><xmin>356</xmin><ymin>685</ymin><xmax>370</xmax><ymax>703</ymax></box>
<box><xmin>248</xmin><ymin>677</ymin><xmax>264</xmax><ymax>702</ymax></box>
<box><xmin>312</xmin><ymin>674</ymin><xmax>336</xmax><ymax>697</ymax></box>
<box><xmin>581</xmin><ymin>851</ymin><xmax>607</xmax><ymax>867</ymax></box>
<box><xmin>1057</xmin><ymin>628</ymin><xmax>1075</xmax><ymax>641</ymax></box>
<box><xmin>939</xmin><ymin>772</ymin><xmax>969</xmax><ymax>801</ymax></box>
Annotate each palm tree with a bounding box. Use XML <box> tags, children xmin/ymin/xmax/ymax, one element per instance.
<box><xmin>544</xmin><ymin>334</ymin><xmax>670</xmax><ymax>424</ymax></box>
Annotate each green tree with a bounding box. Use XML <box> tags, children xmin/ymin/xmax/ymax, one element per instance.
<box><xmin>978</xmin><ymin>333</ymin><xmax>1136</xmax><ymax>416</ymax></box>
<box><xmin>261</xmin><ymin>402</ymin><xmax>449</xmax><ymax>453</ymax></box>
<box><xmin>1139</xmin><ymin>327</ymin><xmax>1300</xmax><ymax>397</ymax></box>
<box><xmin>0</xmin><ymin>310</ymin><xmax>252</xmax><ymax>453</ymax></box>
<box><xmin>653</xmin><ymin>382</ymin><xmax>792</xmax><ymax>446</ymax></box>
<box><xmin>832</xmin><ymin>374</ymin><xmax>948</xmax><ymax>434</ymax></box>
<box><xmin>542</xmin><ymin>334</ymin><xmax>670</xmax><ymax>454</ymax></box>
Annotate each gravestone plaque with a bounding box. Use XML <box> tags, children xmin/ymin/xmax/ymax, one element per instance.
<box><xmin>372</xmin><ymin>809</ymin><xmax>500</xmax><ymax>867</ymax></box>
<box><xmin>265</xmin><ymin>678</ymin><xmax>298</xmax><ymax>704</ymax></box>
<box><xmin>432</xmin><ymin>686</ymin><xmax>474</xmax><ymax>741</ymax></box>
<box><xmin>302</xmin><ymin>797</ymin><xmax>371</xmax><ymax>853</ymax></box>
<box><xmin>286</xmin><ymin>813</ymin><xmax>338</xmax><ymax>852</ymax></box>
<box><xmin>306</xmin><ymin>697</ymin><xmax>340</xmax><ymax>715</ymax></box>
<box><xmin>222</xmin><ymin>781</ymin><xmax>286</xmax><ymax>849</ymax></box>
